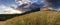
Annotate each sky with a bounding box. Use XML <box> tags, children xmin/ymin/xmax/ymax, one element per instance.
<box><xmin>0</xmin><ymin>0</ymin><xmax>44</xmax><ymax>14</ymax></box>
<box><xmin>0</xmin><ymin>0</ymin><xmax>16</xmax><ymax>7</ymax></box>
<box><xmin>0</xmin><ymin>0</ymin><xmax>44</xmax><ymax>7</ymax></box>
<box><xmin>0</xmin><ymin>0</ymin><xmax>14</xmax><ymax>12</ymax></box>
<box><xmin>0</xmin><ymin>0</ymin><xmax>16</xmax><ymax>6</ymax></box>
<box><xmin>0</xmin><ymin>0</ymin><xmax>22</xmax><ymax>14</ymax></box>
<box><xmin>0</xmin><ymin>0</ymin><xmax>60</xmax><ymax>13</ymax></box>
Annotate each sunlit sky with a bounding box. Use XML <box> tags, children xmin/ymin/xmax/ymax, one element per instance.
<box><xmin>0</xmin><ymin>0</ymin><xmax>44</xmax><ymax>14</ymax></box>
<box><xmin>0</xmin><ymin>0</ymin><xmax>16</xmax><ymax>12</ymax></box>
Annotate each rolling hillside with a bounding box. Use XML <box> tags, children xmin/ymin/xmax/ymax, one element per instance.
<box><xmin>0</xmin><ymin>11</ymin><xmax>60</xmax><ymax>25</ymax></box>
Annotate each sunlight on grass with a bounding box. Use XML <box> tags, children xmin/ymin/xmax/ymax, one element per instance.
<box><xmin>0</xmin><ymin>11</ymin><xmax>60</xmax><ymax>25</ymax></box>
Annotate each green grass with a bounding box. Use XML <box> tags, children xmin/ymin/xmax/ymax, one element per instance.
<box><xmin>0</xmin><ymin>11</ymin><xmax>60</xmax><ymax>25</ymax></box>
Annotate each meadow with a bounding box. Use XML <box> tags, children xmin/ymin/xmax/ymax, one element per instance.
<box><xmin>0</xmin><ymin>11</ymin><xmax>60</xmax><ymax>25</ymax></box>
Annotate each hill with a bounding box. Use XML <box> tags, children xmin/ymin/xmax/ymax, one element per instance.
<box><xmin>0</xmin><ymin>11</ymin><xmax>60</xmax><ymax>25</ymax></box>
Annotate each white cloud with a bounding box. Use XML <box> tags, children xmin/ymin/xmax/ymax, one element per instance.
<box><xmin>0</xmin><ymin>5</ymin><xmax>7</xmax><ymax>8</ymax></box>
<box><xmin>17</xmin><ymin>1</ymin><xmax>23</xmax><ymax>5</ymax></box>
<box><xmin>0</xmin><ymin>4</ymin><xmax>23</xmax><ymax>14</ymax></box>
<box><xmin>15</xmin><ymin>0</ymin><xmax>23</xmax><ymax>5</ymax></box>
<box><xmin>3</xmin><ymin>8</ymin><xmax>22</xmax><ymax>14</ymax></box>
<box><xmin>15</xmin><ymin>0</ymin><xmax>31</xmax><ymax>5</ymax></box>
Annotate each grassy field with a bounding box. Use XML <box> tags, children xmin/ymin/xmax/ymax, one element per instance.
<box><xmin>0</xmin><ymin>11</ymin><xmax>60</xmax><ymax>25</ymax></box>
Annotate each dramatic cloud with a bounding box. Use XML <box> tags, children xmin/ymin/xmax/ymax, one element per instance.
<box><xmin>15</xmin><ymin>0</ymin><xmax>32</xmax><ymax>5</ymax></box>
<box><xmin>0</xmin><ymin>0</ymin><xmax>45</xmax><ymax>14</ymax></box>
<box><xmin>46</xmin><ymin>0</ymin><xmax>60</xmax><ymax>9</ymax></box>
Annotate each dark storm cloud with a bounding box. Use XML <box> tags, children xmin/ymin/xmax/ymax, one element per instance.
<box><xmin>46</xmin><ymin>0</ymin><xmax>60</xmax><ymax>9</ymax></box>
